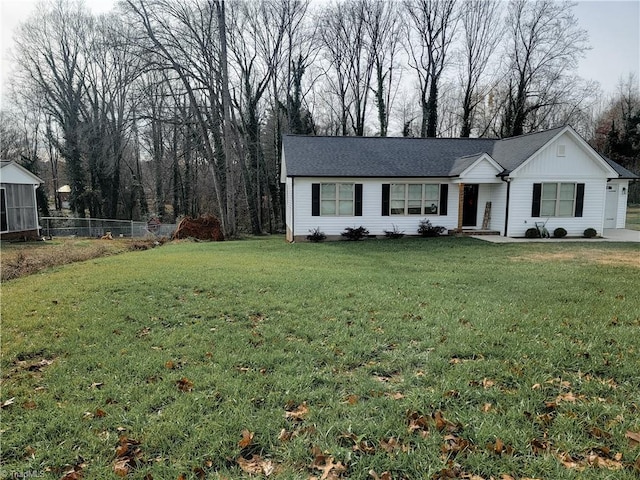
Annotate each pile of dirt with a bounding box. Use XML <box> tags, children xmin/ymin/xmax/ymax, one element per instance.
<box><xmin>172</xmin><ymin>215</ymin><xmax>224</xmax><ymax>241</ymax></box>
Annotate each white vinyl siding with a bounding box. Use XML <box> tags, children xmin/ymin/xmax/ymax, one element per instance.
<box><xmin>291</xmin><ymin>177</ymin><xmax>456</xmax><ymax>239</ymax></box>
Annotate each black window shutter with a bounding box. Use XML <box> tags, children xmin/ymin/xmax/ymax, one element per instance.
<box><xmin>311</xmin><ymin>183</ymin><xmax>320</xmax><ymax>216</ymax></box>
<box><xmin>439</xmin><ymin>184</ymin><xmax>448</xmax><ymax>216</ymax></box>
<box><xmin>575</xmin><ymin>183</ymin><xmax>585</xmax><ymax>217</ymax></box>
<box><xmin>531</xmin><ymin>183</ymin><xmax>542</xmax><ymax>217</ymax></box>
<box><xmin>354</xmin><ymin>184</ymin><xmax>363</xmax><ymax>216</ymax></box>
<box><xmin>381</xmin><ymin>184</ymin><xmax>390</xmax><ymax>216</ymax></box>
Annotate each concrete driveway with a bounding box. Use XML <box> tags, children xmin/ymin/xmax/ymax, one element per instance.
<box><xmin>472</xmin><ymin>229</ymin><xmax>640</xmax><ymax>243</ymax></box>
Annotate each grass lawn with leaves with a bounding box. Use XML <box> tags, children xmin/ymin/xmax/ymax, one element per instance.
<box><xmin>2</xmin><ymin>236</ymin><xmax>639</xmax><ymax>479</ymax></box>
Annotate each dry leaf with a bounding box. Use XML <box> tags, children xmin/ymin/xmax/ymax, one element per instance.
<box><xmin>237</xmin><ymin>455</ymin><xmax>274</xmax><ymax>476</ymax></box>
<box><xmin>626</xmin><ymin>430</ymin><xmax>640</xmax><ymax>447</ymax></box>
<box><xmin>285</xmin><ymin>402</ymin><xmax>309</xmax><ymax>421</ymax></box>
<box><xmin>311</xmin><ymin>454</ymin><xmax>346</xmax><ymax>480</ymax></box>
<box><xmin>344</xmin><ymin>395</ymin><xmax>359</xmax><ymax>405</ymax></box>
<box><xmin>238</xmin><ymin>429</ymin><xmax>255</xmax><ymax>448</ymax></box>
<box><xmin>113</xmin><ymin>459</ymin><xmax>130</xmax><ymax>477</ymax></box>
<box><xmin>176</xmin><ymin>377</ymin><xmax>193</xmax><ymax>392</ymax></box>
<box><xmin>369</xmin><ymin>470</ymin><xmax>392</xmax><ymax>480</ymax></box>
<box><xmin>1</xmin><ymin>397</ymin><xmax>16</xmax><ymax>409</ymax></box>
<box><xmin>482</xmin><ymin>403</ymin><xmax>492</xmax><ymax>413</ymax></box>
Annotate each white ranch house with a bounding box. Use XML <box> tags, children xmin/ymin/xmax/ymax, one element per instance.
<box><xmin>281</xmin><ymin>126</ymin><xmax>637</xmax><ymax>241</ymax></box>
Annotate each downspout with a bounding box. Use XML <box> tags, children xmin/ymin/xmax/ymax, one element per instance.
<box><xmin>290</xmin><ymin>177</ymin><xmax>295</xmax><ymax>242</ymax></box>
<box><xmin>501</xmin><ymin>176</ymin><xmax>511</xmax><ymax>237</ymax></box>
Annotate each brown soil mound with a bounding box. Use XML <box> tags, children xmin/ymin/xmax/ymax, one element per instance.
<box><xmin>172</xmin><ymin>215</ymin><xmax>224</xmax><ymax>241</ymax></box>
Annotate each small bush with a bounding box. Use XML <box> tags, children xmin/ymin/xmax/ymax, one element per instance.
<box><xmin>341</xmin><ymin>226</ymin><xmax>370</xmax><ymax>241</ymax></box>
<box><xmin>383</xmin><ymin>225</ymin><xmax>405</xmax><ymax>239</ymax></box>
<box><xmin>583</xmin><ymin>227</ymin><xmax>597</xmax><ymax>238</ymax></box>
<box><xmin>525</xmin><ymin>227</ymin><xmax>540</xmax><ymax>238</ymax></box>
<box><xmin>417</xmin><ymin>219</ymin><xmax>446</xmax><ymax>237</ymax></box>
<box><xmin>553</xmin><ymin>227</ymin><xmax>567</xmax><ymax>238</ymax></box>
<box><xmin>306</xmin><ymin>227</ymin><xmax>326</xmax><ymax>243</ymax></box>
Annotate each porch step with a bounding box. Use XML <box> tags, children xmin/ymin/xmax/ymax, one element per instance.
<box><xmin>448</xmin><ymin>229</ymin><xmax>501</xmax><ymax>236</ymax></box>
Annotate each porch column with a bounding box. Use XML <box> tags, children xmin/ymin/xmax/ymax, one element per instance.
<box><xmin>457</xmin><ymin>183</ymin><xmax>464</xmax><ymax>232</ymax></box>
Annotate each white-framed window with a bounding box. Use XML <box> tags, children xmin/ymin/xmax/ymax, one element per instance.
<box><xmin>320</xmin><ymin>183</ymin><xmax>354</xmax><ymax>216</ymax></box>
<box><xmin>390</xmin><ymin>183</ymin><xmax>440</xmax><ymax>215</ymax></box>
<box><xmin>541</xmin><ymin>182</ymin><xmax>576</xmax><ymax>217</ymax></box>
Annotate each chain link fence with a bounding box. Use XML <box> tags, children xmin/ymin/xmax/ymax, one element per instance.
<box><xmin>40</xmin><ymin>217</ymin><xmax>176</xmax><ymax>239</ymax></box>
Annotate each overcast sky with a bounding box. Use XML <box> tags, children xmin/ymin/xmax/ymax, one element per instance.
<box><xmin>1</xmin><ymin>0</ymin><xmax>638</xmax><ymax>109</ymax></box>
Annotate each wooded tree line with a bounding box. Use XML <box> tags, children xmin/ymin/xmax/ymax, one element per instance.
<box><xmin>1</xmin><ymin>0</ymin><xmax>638</xmax><ymax>235</ymax></box>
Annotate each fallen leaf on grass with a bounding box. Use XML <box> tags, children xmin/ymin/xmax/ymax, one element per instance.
<box><xmin>311</xmin><ymin>449</ymin><xmax>347</xmax><ymax>480</ymax></box>
<box><xmin>434</xmin><ymin>410</ymin><xmax>461</xmax><ymax>433</ymax></box>
<box><xmin>368</xmin><ymin>470</ymin><xmax>392</xmax><ymax>480</ymax></box>
<box><xmin>176</xmin><ymin>377</ymin><xmax>194</xmax><ymax>392</ymax></box>
<box><xmin>556</xmin><ymin>450</ymin><xmax>624</xmax><ymax>471</ymax></box>
<box><xmin>60</xmin><ymin>461</ymin><xmax>87</xmax><ymax>480</ymax></box>
<box><xmin>1</xmin><ymin>397</ymin><xmax>15</xmax><ymax>409</ymax></box>
<box><xmin>626</xmin><ymin>430</ymin><xmax>640</xmax><ymax>447</ymax></box>
<box><xmin>113</xmin><ymin>435</ymin><xmax>143</xmax><ymax>477</ymax></box>
<box><xmin>238</xmin><ymin>429</ymin><xmax>255</xmax><ymax>448</ymax></box>
<box><xmin>278</xmin><ymin>425</ymin><xmax>316</xmax><ymax>442</ymax></box>
<box><xmin>237</xmin><ymin>455</ymin><xmax>274</xmax><ymax>476</ymax></box>
<box><xmin>441</xmin><ymin>434</ymin><xmax>473</xmax><ymax>458</ymax></box>
<box><xmin>285</xmin><ymin>402</ymin><xmax>309</xmax><ymax>421</ymax></box>
<box><xmin>343</xmin><ymin>394</ymin><xmax>359</xmax><ymax>405</ymax></box>
<box><xmin>379</xmin><ymin>436</ymin><xmax>410</xmax><ymax>454</ymax></box>
<box><xmin>388</xmin><ymin>392</ymin><xmax>405</xmax><ymax>400</ymax></box>
<box><xmin>555</xmin><ymin>391</ymin><xmax>583</xmax><ymax>403</ymax></box>
<box><xmin>486</xmin><ymin>437</ymin><xmax>514</xmax><ymax>455</ymax></box>
<box><xmin>339</xmin><ymin>432</ymin><xmax>375</xmax><ymax>454</ymax></box>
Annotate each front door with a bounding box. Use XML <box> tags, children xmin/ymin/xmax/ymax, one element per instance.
<box><xmin>604</xmin><ymin>184</ymin><xmax>618</xmax><ymax>228</ymax></box>
<box><xmin>462</xmin><ymin>184</ymin><xmax>479</xmax><ymax>227</ymax></box>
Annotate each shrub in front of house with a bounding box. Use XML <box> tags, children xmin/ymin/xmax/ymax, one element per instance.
<box><xmin>417</xmin><ymin>219</ymin><xmax>446</xmax><ymax>237</ymax></box>
<box><xmin>583</xmin><ymin>227</ymin><xmax>597</xmax><ymax>238</ymax></box>
<box><xmin>553</xmin><ymin>227</ymin><xmax>567</xmax><ymax>238</ymax></box>
<box><xmin>383</xmin><ymin>225</ymin><xmax>405</xmax><ymax>239</ymax></box>
<box><xmin>341</xmin><ymin>226</ymin><xmax>370</xmax><ymax>241</ymax></box>
<box><xmin>525</xmin><ymin>227</ymin><xmax>540</xmax><ymax>238</ymax></box>
<box><xmin>306</xmin><ymin>227</ymin><xmax>326</xmax><ymax>242</ymax></box>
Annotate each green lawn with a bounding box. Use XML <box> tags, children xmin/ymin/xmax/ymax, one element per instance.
<box><xmin>626</xmin><ymin>205</ymin><xmax>640</xmax><ymax>231</ymax></box>
<box><xmin>2</xmin><ymin>237</ymin><xmax>639</xmax><ymax>479</ymax></box>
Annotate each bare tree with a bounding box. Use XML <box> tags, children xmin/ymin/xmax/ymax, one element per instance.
<box><xmin>365</xmin><ymin>0</ymin><xmax>402</xmax><ymax>136</ymax></box>
<box><xmin>458</xmin><ymin>0</ymin><xmax>502</xmax><ymax>137</ymax></box>
<box><xmin>404</xmin><ymin>0</ymin><xmax>459</xmax><ymax>137</ymax></box>
<box><xmin>124</xmin><ymin>0</ymin><xmax>237</xmax><ymax>234</ymax></box>
<box><xmin>500</xmin><ymin>0</ymin><xmax>589</xmax><ymax>137</ymax></box>
<box><xmin>14</xmin><ymin>0</ymin><xmax>91</xmax><ymax>216</ymax></box>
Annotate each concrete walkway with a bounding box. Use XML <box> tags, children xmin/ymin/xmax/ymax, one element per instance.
<box><xmin>471</xmin><ymin>229</ymin><xmax>640</xmax><ymax>243</ymax></box>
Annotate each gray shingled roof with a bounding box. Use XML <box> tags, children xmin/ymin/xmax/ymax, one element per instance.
<box><xmin>490</xmin><ymin>126</ymin><xmax>565</xmax><ymax>173</ymax></box>
<box><xmin>282</xmin><ymin>127</ymin><xmax>638</xmax><ymax>179</ymax></box>
<box><xmin>602</xmin><ymin>157</ymin><xmax>638</xmax><ymax>179</ymax></box>
<box><xmin>282</xmin><ymin>135</ymin><xmax>496</xmax><ymax>177</ymax></box>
